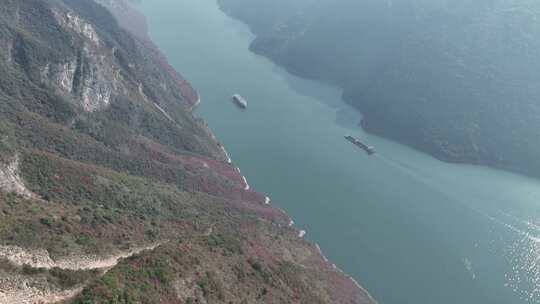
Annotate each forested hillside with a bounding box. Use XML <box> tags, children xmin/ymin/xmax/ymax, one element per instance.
<box><xmin>0</xmin><ymin>0</ymin><xmax>374</xmax><ymax>303</ymax></box>
<box><xmin>219</xmin><ymin>0</ymin><xmax>540</xmax><ymax>177</ymax></box>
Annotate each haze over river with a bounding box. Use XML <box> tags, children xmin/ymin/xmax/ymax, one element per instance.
<box><xmin>141</xmin><ymin>1</ymin><xmax>540</xmax><ymax>303</ymax></box>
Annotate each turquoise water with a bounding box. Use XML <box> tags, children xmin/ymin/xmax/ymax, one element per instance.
<box><xmin>141</xmin><ymin>1</ymin><xmax>540</xmax><ymax>303</ymax></box>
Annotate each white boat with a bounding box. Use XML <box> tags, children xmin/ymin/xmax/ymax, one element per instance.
<box><xmin>232</xmin><ymin>94</ymin><xmax>247</xmax><ymax>109</ymax></box>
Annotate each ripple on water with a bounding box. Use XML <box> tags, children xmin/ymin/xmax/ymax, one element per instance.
<box><xmin>481</xmin><ymin>210</ymin><xmax>540</xmax><ymax>303</ymax></box>
<box><xmin>504</xmin><ymin>223</ymin><xmax>540</xmax><ymax>303</ymax></box>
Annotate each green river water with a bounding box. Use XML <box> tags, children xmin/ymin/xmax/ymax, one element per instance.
<box><xmin>141</xmin><ymin>1</ymin><xmax>540</xmax><ymax>303</ymax></box>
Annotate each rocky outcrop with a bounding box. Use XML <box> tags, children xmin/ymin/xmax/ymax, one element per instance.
<box><xmin>40</xmin><ymin>59</ymin><xmax>78</xmax><ymax>93</ymax></box>
<box><xmin>0</xmin><ymin>244</ymin><xmax>158</xmax><ymax>271</ymax></box>
<box><xmin>96</xmin><ymin>0</ymin><xmax>201</xmax><ymax>109</ymax></box>
<box><xmin>0</xmin><ymin>275</ymin><xmax>82</xmax><ymax>304</ymax></box>
<box><xmin>0</xmin><ymin>244</ymin><xmax>159</xmax><ymax>304</ymax></box>
<box><xmin>37</xmin><ymin>9</ymin><xmax>124</xmax><ymax>112</ymax></box>
<box><xmin>0</xmin><ymin>156</ymin><xmax>33</xmax><ymax>199</ymax></box>
<box><xmin>58</xmin><ymin>12</ymin><xmax>101</xmax><ymax>45</ymax></box>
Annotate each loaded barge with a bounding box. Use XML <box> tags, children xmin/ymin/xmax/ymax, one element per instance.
<box><xmin>345</xmin><ymin>135</ymin><xmax>375</xmax><ymax>155</ymax></box>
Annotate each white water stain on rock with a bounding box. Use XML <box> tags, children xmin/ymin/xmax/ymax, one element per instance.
<box><xmin>153</xmin><ymin>102</ymin><xmax>175</xmax><ymax>123</ymax></box>
<box><xmin>220</xmin><ymin>146</ymin><xmax>232</xmax><ymax>164</ymax></box>
<box><xmin>40</xmin><ymin>58</ymin><xmax>78</xmax><ymax>93</ymax></box>
<box><xmin>40</xmin><ymin>9</ymin><xmax>126</xmax><ymax>113</ymax></box>
<box><xmin>241</xmin><ymin>175</ymin><xmax>250</xmax><ymax>190</ymax></box>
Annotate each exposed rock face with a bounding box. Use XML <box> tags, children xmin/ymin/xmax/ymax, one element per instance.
<box><xmin>41</xmin><ymin>60</ymin><xmax>77</xmax><ymax>93</ymax></box>
<box><xmin>0</xmin><ymin>156</ymin><xmax>33</xmax><ymax>198</ymax></box>
<box><xmin>0</xmin><ymin>275</ymin><xmax>82</xmax><ymax>304</ymax></box>
<box><xmin>0</xmin><ymin>244</ymin><xmax>158</xmax><ymax>271</ymax></box>
<box><xmin>35</xmin><ymin>10</ymin><xmax>123</xmax><ymax>112</ymax></box>
<box><xmin>60</xmin><ymin>12</ymin><xmax>101</xmax><ymax>45</ymax></box>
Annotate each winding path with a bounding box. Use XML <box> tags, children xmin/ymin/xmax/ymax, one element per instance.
<box><xmin>0</xmin><ymin>244</ymin><xmax>159</xmax><ymax>304</ymax></box>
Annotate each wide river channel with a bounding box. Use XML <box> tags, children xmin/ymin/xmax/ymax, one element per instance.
<box><xmin>141</xmin><ymin>1</ymin><xmax>540</xmax><ymax>303</ymax></box>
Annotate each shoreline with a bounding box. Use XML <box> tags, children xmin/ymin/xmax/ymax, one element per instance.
<box><xmin>104</xmin><ymin>1</ymin><xmax>377</xmax><ymax>302</ymax></box>
<box><xmin>219</xmin><ymin>2</ymin><xmax>537</xmax><ymax>181</ymax></box>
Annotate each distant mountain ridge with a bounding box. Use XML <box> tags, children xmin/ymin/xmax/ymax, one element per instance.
<box><xmin>219</xmin><ymin>0</ymin><xmax>540</xmax><ymax>178</ymax></box>
<box><xmin>0</xmin><ymin>0</ymin><xmax>375</xmax><ymax>303</ymax></box>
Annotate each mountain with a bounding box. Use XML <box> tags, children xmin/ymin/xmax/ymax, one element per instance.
<box><xmin>0</xmin><ymin>0</ymin><xmax>375</xmax><ymax>303</ymax></box>
<box><xmin>218</xmin><ymin>0</ymin><xmax>540</xmax><ymax>178</ymax></box>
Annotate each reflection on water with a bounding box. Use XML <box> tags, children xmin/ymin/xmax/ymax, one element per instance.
<box><xmin>496</xmin><ymin>212</ymin><xmax>540</xmax><ymax>303</ymax></box>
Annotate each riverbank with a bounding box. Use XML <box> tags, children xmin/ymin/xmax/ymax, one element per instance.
<box><xmin>138</xmin><ymin>1</ymin><xmax>540</xmax><ymax>303</ymax></box>
<box><xmin>216</xmin><ymin>0</ymin><xmax>540</xmax><ymax>180</ymax></box>
<box><xmin>102</xmin><ymin>0</ymin><xmax>377</xmax><ymax>302</ymax></box>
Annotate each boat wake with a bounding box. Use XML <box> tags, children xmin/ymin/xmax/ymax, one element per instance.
<box><xmin>377</xmin><ymin>153</ymin><xmax>540</xmax><ymax>303</ymax></box>
<box><xmin>374</xmin><ymin>153</ymin><xmax>435</xmax><ymax>188</ymax></box>
<box><xmin>463</xmin><ymin>257</ymin><xmax>476</xmax><ymax>280</ymax></box>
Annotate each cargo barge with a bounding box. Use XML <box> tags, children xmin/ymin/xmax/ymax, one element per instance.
<box><xmin>345</xmin><ymin>135</ymin><xmax>375</xmax><ymax>155</ymax></box>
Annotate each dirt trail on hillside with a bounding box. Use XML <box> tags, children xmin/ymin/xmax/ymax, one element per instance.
<box><xmin>0</xmin><ymin>244</ymin><xmax>159</xmax><ymax>304</ymax></box>
<box><xmin>0</xmin><ymin>275</ymin><xmax>82</xmax><ymax>304</ymax></box>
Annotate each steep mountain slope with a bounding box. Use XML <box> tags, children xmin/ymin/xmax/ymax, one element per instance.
<box><xmin>219</xmin><ymin>0</ymin><xmax>540</xmax><ymax>178</ymax></box>
<box><xmin>0</xmin><ymin>0</ymin><xmax>375</xmax><ymax>303</ymax></box>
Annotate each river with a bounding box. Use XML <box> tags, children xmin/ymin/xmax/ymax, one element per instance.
<box><xmin>140</xmin><ymin>1</ymin><xmax>540</xmax><ymax>303</ymax></box>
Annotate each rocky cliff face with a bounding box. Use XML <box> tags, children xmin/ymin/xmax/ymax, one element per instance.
<box><xmin>0</xmin><ymin>0</ymin><xmax>375</xmax><ymax>303</ymax></box>
<box><xmin>96</xmin><ymin>0</ymin><xmax>201</xmax><ymax>108</ymax></box>
<box><xmin>43</xmin><ymin>10</ymin><xmax>118</xmax><ymax>112</ymax></box>
<box><xmin>0</xmin><ymin>156</ymin><xmax>33</xmax><ymax>199</ymax></box>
